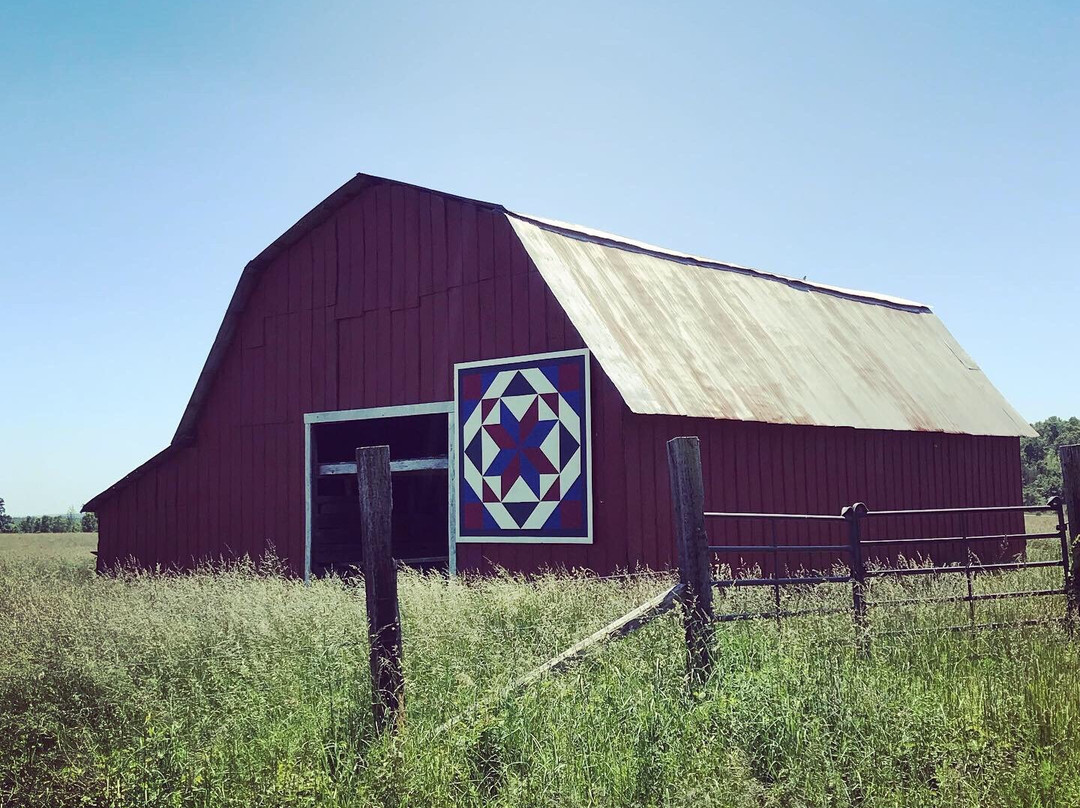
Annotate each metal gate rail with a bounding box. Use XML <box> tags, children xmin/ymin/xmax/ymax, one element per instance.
<box><xmin>703</xmin><ymin>498</ymin><xmax>1071</xmax><ymax>634</ymax></box>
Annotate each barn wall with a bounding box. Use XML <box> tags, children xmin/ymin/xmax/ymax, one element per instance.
<box><xmin>94</xmin><ymin>181</ymin><xmax>1026</xmax><ymax>576</ymax></box>
<box><xmin>464</xmin><ymin>416</ymin><xmax>1024</xmax><ymax>575</ymax></box>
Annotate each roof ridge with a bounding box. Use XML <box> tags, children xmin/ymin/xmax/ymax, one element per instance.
<box><xmin>505</xmin><ymin>210</ymin><xmax>932</xmax><ymax>314</ymax></box>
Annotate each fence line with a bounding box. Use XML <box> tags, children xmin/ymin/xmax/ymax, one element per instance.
<box><xmin>666</xmin><ymin>435</ymin><xmax>1079</xmax><ymax>663</ymax></box>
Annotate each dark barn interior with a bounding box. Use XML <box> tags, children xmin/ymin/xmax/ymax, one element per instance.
<box><xmin>310</xmin><ymin>412</ymin><xmax>449</xmax><ymax>575</ymax></box>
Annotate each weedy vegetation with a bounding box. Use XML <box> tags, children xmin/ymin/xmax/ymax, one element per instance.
<box><xmin>1</xmin><ymin>517</ymin><xmax>1078</xmax><ymax>807</ymax></box>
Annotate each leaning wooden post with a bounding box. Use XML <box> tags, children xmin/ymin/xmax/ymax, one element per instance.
<box><xmin>356</xmin><ymin>445</ymin><xmax>403</xmax><ymax>733</ymax></box>
<box><xmin>667</xmin><ymin>436</ymin><xmax>714</xmax><ymax>685</ymax></box>
<box><xmin>1059</xmin><ymin>444</ymin><xmax>1080</xmax><ymax>619</ymax></box>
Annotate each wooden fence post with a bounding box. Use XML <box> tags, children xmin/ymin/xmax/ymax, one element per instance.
<box><xmin>842</xmin><ymin>502</ymin><xmax>869</xmax><ymax>652</ymax></box>
<box><xmin>1059</xmin><ymin>444</ymin><xmax>1080</xmax><ymax>618</ymax></box>
<box><xmin>356</xmin><ymin>445</ymin><xmax>403</xmax><ymax>733</ymax></box>
<box><xmin>667</xmin><ymin>436</ymin><xmax>714</xmax><ymax>685</ymax></box>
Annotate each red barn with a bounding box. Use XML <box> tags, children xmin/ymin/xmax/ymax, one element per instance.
<box><xmin>84</xmin><ymin>173</ymin><xmax>1034</xmax><ymax>577</ymax></box>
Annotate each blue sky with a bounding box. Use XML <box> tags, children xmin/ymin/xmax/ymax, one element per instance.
<box><xmin>1</xmin><ymin>1</ymin><xmax>1076</xmax><ymax>515</ymax></box>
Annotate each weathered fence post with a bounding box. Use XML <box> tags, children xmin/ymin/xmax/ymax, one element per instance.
<box><xmin>1059</xmin><ymin>444</ymin><xmax>1080</xmax><ymax>619</ymax></box>
<box><xmin>356</xmin><ymin>445</ymin><xmax>403</xmax><ymax>733</ymax></box>
<box><xmin>1048</xmin><ymin>495</ymin><xmax>1071</xmax><ymax>623</ymax></box>
<box><xmin>667</xmin><ymin>436</ymin><xmax>714</xmax><ymax>685</ymax></box>
<box><xmin>842</xmin><ymin>502</ymin><xmax>869</xmax><ymax>651</ymax></box>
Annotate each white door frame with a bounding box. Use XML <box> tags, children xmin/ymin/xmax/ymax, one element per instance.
<box><xmin>303</xmin><ymin>401</ymin><xmax>456</xmax><ymax>582</ymax></box>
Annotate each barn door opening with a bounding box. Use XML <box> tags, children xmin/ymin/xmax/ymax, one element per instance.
<box><xmin>304</xmin><ymin>404</ymin><xmax>455</xmax><ymax>579</ymax></box>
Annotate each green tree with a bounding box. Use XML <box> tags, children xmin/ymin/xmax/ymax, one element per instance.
<box><xmin>1021</xmin><ymin>416</ymin><xmax>1080</xmax><ymax>504</ymax></box>
<box><xmin>81</xmin><ymin>512</ymin><xmax>98</xmax><ymax>532</ymax></box>
<box><xmin>0</xmin><ymin>499</ymin><xmax>15</xmax><ymax>533</ymax></box>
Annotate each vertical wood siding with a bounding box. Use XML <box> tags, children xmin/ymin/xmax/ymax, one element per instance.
<box><xmin>94</xmin><ymin>183</ymin><xmax>1026</xmax><ymax>576</ymax></box>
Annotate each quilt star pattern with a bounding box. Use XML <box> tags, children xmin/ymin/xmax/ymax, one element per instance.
<box><xmin>455</xmin><ymin>350</ymin><xmax>592</xmax><ymax>543</ymax></box>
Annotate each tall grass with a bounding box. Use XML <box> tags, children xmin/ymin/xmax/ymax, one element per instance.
<box><xmin>2</xmin><ymin>534</ymin><xmax>1079</xmax><ymax>807</ymax></box>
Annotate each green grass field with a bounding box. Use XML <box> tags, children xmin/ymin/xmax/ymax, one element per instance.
<box><xmin>0</xmin><ymin>531</ymin><xmax>98</xmax><ymax>563</ymax></box>
<box><xmin>2</xmin><ymin>524</ymin><xmax>1078</xmax><ymax>807</ymax></box>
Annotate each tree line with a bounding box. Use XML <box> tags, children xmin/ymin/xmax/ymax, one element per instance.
<box><xmin>1022</xmin><ymin>416</ymin><xmax>1080</xmax><ymax>505</ymax></box>
<box><xmin>0</xmin><ymin>500</ymin><xmax>97</xmax><ymax>533</ymax></box>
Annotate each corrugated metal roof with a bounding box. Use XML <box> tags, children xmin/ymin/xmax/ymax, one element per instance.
<box><xmin>507</xmin><ymin>212</ymin><xmax>1034</xmax><ymax>438</ymax></box>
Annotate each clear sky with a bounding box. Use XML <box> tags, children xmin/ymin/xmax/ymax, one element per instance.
<box><xmin>1</xmin><ymin>1</ymin><xmax>1076</xmax><ymax>515</ymax></box>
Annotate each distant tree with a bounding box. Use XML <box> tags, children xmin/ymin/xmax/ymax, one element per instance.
<box><xmin>17</xmin><ymin>516</ymin><xmax>39</xmax><ymax>533</ymax></box>
<box><xmin>1021</xmin><ymin>416</ymin><xmax>1080</xmax><ymax>504</ymax></box>
<box><xmin>81</xmin><ymin>512</ymin><xmax>98</xmax><ymax>532</ymax></box>
<box><xmin>0</xmin><ymin>499</ymin><xmax>15</xmax><ymax>533</ymax></box>
<box><xmin>63</xmin><ymin>507</ymin><xmax>79</xmax><ymax>533</ymax></box>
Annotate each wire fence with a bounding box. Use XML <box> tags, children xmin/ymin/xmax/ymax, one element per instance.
<box><xmin>704</xmin><ymin>497</ymin><xmax>1071</xmax><ymax>637</ymax></box>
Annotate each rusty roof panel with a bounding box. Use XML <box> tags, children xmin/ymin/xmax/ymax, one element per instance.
<box><xmin>507</xmin><ymin>212</ymin><xmax>1034</xmax><ymax>438</ymax></box>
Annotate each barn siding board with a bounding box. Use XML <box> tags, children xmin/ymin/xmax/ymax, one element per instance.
<box><xmin>419</xmin><ymin>193</ymin><xmax>434</xmax><ymax>297</ymax></box>
<box><xmin>587</xmin><ymin>364</ymin><xmax>610</xmax><ymax>575</ymax></box>
<box><xmin>637</xmin><ymin>417</ymin><xmax>658</xmax><ymax>570</ymax></box>
<box><xmin>431</xmin><ymin>194</ymin><xmax>448</xmax><ymax>294</ymax></box>
<box><xmin>477</xmin><ymin>279</ymin><xmax>496</xmax><ymax>360</ymax></box>
<box><xmin>419</xmin><ymin>295</ymin><xmax>435</xmax><ymax>400</ymax></box>
<box><xmin>93</xmin><ymin>182</ymin><xmax>1028</xmax><ymax>577</ymax></box>
<box><xmin>286</xmin><ymin>312</ymin><xmax>301</xmax><ymax>422</ymax></box>
<box><xmin>265</xmin><ymin>423</ymin><xmax>280</xmax><ymax>558</ymax></box>
<box><xmin>812</xmin><ymin>429</ymin><xmax>833</xmax><ymax>569</ymax></box>
<box><xmin>528</xmin><ymin>272</ymin><xmax>547</xmax><ymax>355</ymax></box>
<box><xmin>232</xmin><ymin>421</ymin><xmax>244</xmax><ymax>552</ymax></box>
<box><xmin>376</xmin><ymin>187</ymin><xmax>393</xmax><ymax>311</ymax></box>
<box><xmin>300</xmin><ymin>308</ymin><xmax>313</xmax><ymax>406</ymax></box>
<box><xmin>461</xmin><ymin>203</ymin><xmax>478</xmax><ymax>287</ymax></box>
<box><xmin>447</xmin><ymin>285</ymin><xmax>465</xmax><ymax>372</ymax></box>
<box><xmin>446</xmin><ymin>198</ymin><xmax>464</xmax><ymax>289</ymax></box>
<box><xmin>350</xmin><ymin>194</ymin><xmax>370</xmax><ymax>313</ymax></box>
<box><xmin>624</xmin><ymin>415</ymin><xmax>644</xmax><ymax>572</ymax></box>
<box><xmin>477</xmin><ymin>209</ymin><xmax>495</xmax><ymax>281</ymax></box>
<box><xmin>312</xmin><ymin>223</ymin><xmax>327</xmax><ymax>310</ymax></box>
<box><xmin>745</xmin><ymin>422</ymin><xmax>766</xmax><ymax>567</ymax></box>
<box><xmin>463</xmin><ymin>281</ymin><xmax>481</xmax><ymax>362</ymax></box>
<box><xmin>157</xmin><ymin>463</ymin><xmax>171</xmax><ymax>564</ymax></box>
<box><xmin>170</xmin><ymin>448</ymin><xmax>184</xmax><ymax>565</ymax></box>
<box><xmin>273</xmin><ymin>315</ymin><xmax>288</xmax><ymax>424</ymax></box>
<box><xmin>790</xmin><ymin>430</ymin><xmax>811</xmax><ymax>570</ymax></box>
<box><xmin>205</xmin><ymin>437</ymin><xmax>220</xmax><ymax>562</ymax></box>
<box><xmin>123</xmin><ymin>489</ymin><xmax>135</xmax><ymax>566</ymax></box>
<box><xmin>310</xmin><ymin>308</ymin><xmax>326</xmax><ymax>411</ymax></box>
<box><xmin>405</xmin><ymin>190</ymin><xmax>424</xmax><ymax>308</ymax></box>
<box><xmin>128</xmin><ymin>468</ymin><xmax>142</xmax><ymax>565</ymax></box>
<box><xmin>493</xmin><ymin>276</ymin><xmax>512</xmax><ymax>367</ymax></box>
<box><xmin>168</xmin><ymin>449</ymin><xmax>183</xmax><ymax>566</ymax></box>
<box><xmin>289</xmin><ymin>423</ymin><xmax>304</xmax><ymax>562</ymax></box>
<box><xmin>325</xmin><ymin>217</ymin><xmax>339</xmax><ymax>308</ymax></box>
<box><xmin>391</xmin><ymin>308</ymin><xmax>407</xmax><ymax>403</ymax></box>
<box><xmin>251</xmin><ymin>425</ymin><xmax>266</xmax><ymax>559</ymax></box>
<box><xmin>405</xmin><ymin>306</ymin><xmax>420</xmax><ymax>404</ymax></box>
<box><xmin>375</xmin><ymin>308</ymin><xmax>392</xmax><ymax>406</ymax></box>
<box><xmin>134</xmin><ymin>473</ymin><xmax>149</xmax><ymax>566</ymax></box>
<box><xmin>433</xmin><ymin>291</ymin><xmax>450</xmax><ymax>401</ymax></box>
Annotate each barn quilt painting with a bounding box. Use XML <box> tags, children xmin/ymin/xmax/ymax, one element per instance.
<box><xmin>455</xmin><ymin>350</ymin><xmax>592</xmax><ymax>543</ymax></box>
